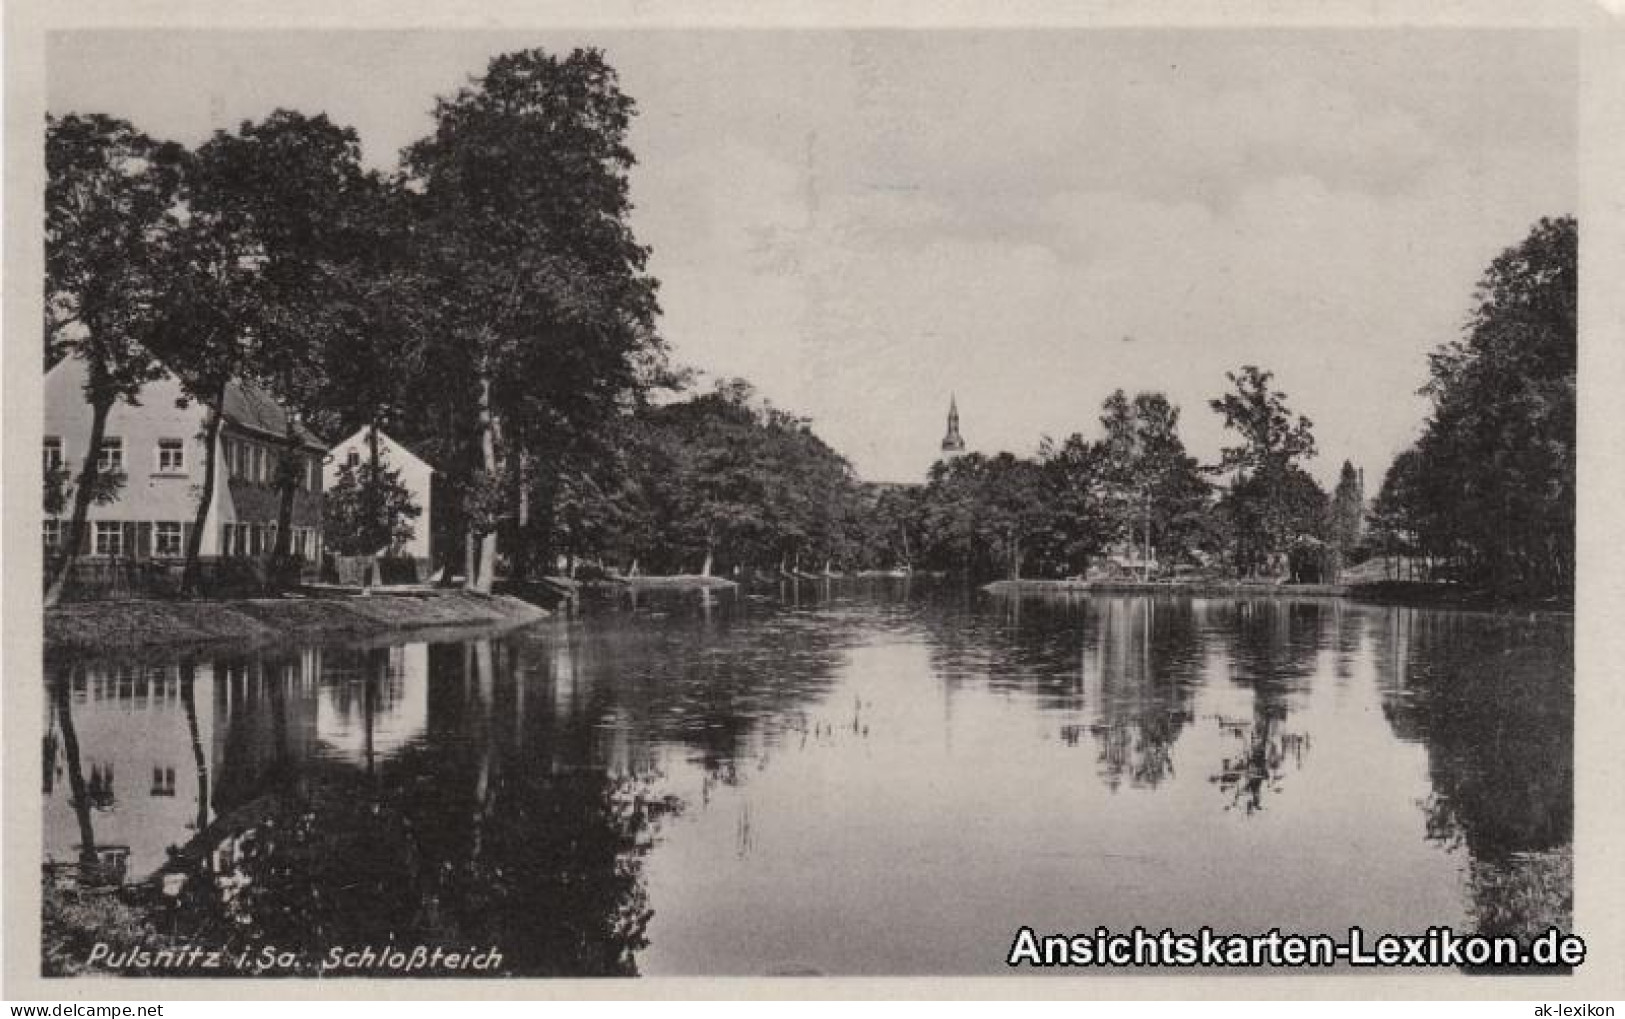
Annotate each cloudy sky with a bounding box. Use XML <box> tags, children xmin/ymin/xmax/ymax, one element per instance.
<box><xmin>48</xmin><ymin>29</ymin><xmax>1576</xmax><ymax>485</ymax></box>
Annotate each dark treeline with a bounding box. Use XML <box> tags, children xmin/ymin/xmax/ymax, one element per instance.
<box><xmin>44</xmin><ymin>45</ymin><xmax>1575</xmax><ymax>597</ymax></box>
<box><xmin>1367</xmin><ymin>216</ymin><xmax>1576</xmax><ymax>602</ymax></box>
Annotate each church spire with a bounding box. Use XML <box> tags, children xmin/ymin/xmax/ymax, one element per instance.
<box><xmin>940</xmin><ymin>394</ymin><xmax>966</xmax><ymax>459</ymax></box>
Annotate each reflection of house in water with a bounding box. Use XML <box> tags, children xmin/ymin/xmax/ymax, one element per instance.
<box><xmin>43</xmin><ymin>665</ymin><xmax>215</xmax><ymax>884</ymax></box>
<box><xmin>44</xmin><ymin>643</ymin><xmax>437</xmax><ymax>886</ymax></box>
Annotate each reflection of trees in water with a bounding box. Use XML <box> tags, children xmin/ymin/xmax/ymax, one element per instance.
<box><xmin>98</xmin><ymin>636</ymin><xmax>683</xmax><ymax>977</ymax></box>
<box><xmin>536</xmin><ymin>590</ymin><xmax>860</xmax><ymax>782</ymax></box>
<box><xmin>48</xmin><ymin>677</ymin><xmax>104</xmax><ymax>880</ymax></box>
<box><xmin>1328</xmin><ymin>599</ymin><xmax>1365</xmax><ymax>681</ymax></box>
<box><xmin>920</xmin><ymin>591</ymin><xmax>1095</xmax><ymax>714</ymax></box>
<box><xmin>1203</xmin><ymin>600</ymin><xmax>1324</xmax><ymax>814</ymax></box>
<box><xmin>1078</xmin><ymin>598</ymin><xmax>1203</xmax><ymax>791</ymax></box>
<box><xmin>929</xmin><ymin>593</ymin><xmax>1204</xmax><ymax>791</ymax></box>
<box><xmin>1371</xmin><ymin>607</ymin><xmax>1572</xmax><ymax>943</ymax></box>
<box><xmin>1211</xmin><ymin>721</ymin><xmax>1311</xmax><ymax>815</ymax></box>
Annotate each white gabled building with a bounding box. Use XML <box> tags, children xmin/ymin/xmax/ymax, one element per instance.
<box><xmin>323</xmin><ymin>427</ymin><xmax>436</xmax><ymax>565</ymax></box>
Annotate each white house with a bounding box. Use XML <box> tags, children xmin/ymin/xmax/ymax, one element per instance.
<box><xmin>43</xmin><ymin>357</ymin><xmax>326</xmax><ymax>564</ymax></box>
<box><xmin>324</xmin><ymin>427</ymin><xmax>436</xmax><ymax>565</ymax></box>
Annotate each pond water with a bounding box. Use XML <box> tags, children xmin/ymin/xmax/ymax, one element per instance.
<box><xmin>42</xmin><ymin>581</ymin><xmax>1572</xmax><ymax>976</ymax></box>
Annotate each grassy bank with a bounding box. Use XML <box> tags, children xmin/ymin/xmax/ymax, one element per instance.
<box><xmin>45</xmin><ymin>590</ymin><xmax>547</xmax><ymax>658</ymax></box>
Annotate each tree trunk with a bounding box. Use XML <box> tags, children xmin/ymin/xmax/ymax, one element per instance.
<box><xmin>52</xmin><ymin>678</ymin><xmax>100</xmax><ymax>877</ymax></box>
<box><xmin>44</xmin><ymin>396</ymin><xmax>113</xmax><ymax>607</ymax></box>
<box><xmin>367</xmin><ymin>419</ymin><xmax>383</xmax><ymax>548</ymax></box>
<box><xmin>1141</xmin><ymin>491</ymin><xmax>1152</xmax><ymax>582</ymax></box>
<box><xmin>180</xmin><ymin>664</ymin><xmax>211</xmax><ymax>835</ymax></box>
<box><xmin>364</xmin><ymin>421</ymin><xmax>382</xmax><ymax>591</ymax></box>
<box><xmin>270</xmin><ymin>417</ymin><xmax>300</xmax><ymax>592</ymax></box>
<box><xmin>467</xmin><ymin>373</ymin><xmax>499</xmax><ymax>594</ymax></box>
<box><xmin>512</xmin><ymin>475</ymin><xmax>531</xmax><ymax>583</ymax></box>
<box><xmin>181</xmin><ymin>381</ymin><xmax>228</xmax><ymax>597</ymax></box>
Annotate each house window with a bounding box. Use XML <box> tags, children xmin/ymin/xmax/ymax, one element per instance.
<box><xmin>154</xmin><ymin>522</ymin><xmax>182</xmax><ymax>558</ymax></box>
<box><xmin>98</xmin><ymin>437</ymin><xmax>124</xmax><ymax>473</ymax></box>
<box><xmin>346</xmin><ymin>449</ymin><xmax>361</xmax><ymax>469</ymax></box>
<box><xmin>226</xmin><ymin>439</ymin><xmax>238</xmax><ymax>478</ymax></box>
<box><xmin>309</xmin><ymin>458</ymin><xmax>321</xmax><ymax>492</ymax></box>
<box><xmin>43</xmin><ymin>437</ymin><xmax>63</xmax><ymax>472</ymax></box>
<box><xmin>150</xmin><ymin>766</ymin><xmax>176</xmax><ymax>797</ymax></box>
<box><xmin>94</xmin><ymin>521</ymin><xmax>123</xmax><ymax>557</ymax></box>
<box><xmin>250</xmin><ymin>446</ymin><xmax>263</xmax><ymax>484</ymax></box>
<box><xmin>43</xmin><ymin>519</ymin><xmax>61</xmax><ymax>551</ymax></box>
<box><xmin>157</xmin><ymin>438</ymin><xmax>185</xmax><ymax>474</ymax></box>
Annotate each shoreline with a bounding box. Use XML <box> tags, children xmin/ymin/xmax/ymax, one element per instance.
<box><xmin>983</xmin><ymin>578</ymin><xmax>1351</xmax><ymax>597</ymax></box>
<box><xmin>982</xmin><ymin>577</ymin><xmax>1572</xmax><ymax>613</ymax></box>
<box><xmin>44</xmin><ymin>590</ymin><xmax>548</xmax><ymax>660</ymax></box>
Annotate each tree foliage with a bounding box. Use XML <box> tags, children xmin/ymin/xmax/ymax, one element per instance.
<box><xmin>1209</xmin><ymin>366</ymin><xmax>1320</xmax><ymax>576</ymax></box>
<box><xmin>1380</xmin><ymin>216</ymin><xmax>1576</xmax><ymax>599</ymax></box>
<box><xmin>44</xmin><ymin>114</ymin><xmax>184</xmax><ymax>602</ymax></box>
<box><xmin>323</xmin><ymin>455</ymin><xmax>422</xmax><ymax>557</ymax></box>
<box><xmin>602</xmin><ymin>380</ymin><xmax>865</xmax><ymax>576</ymax></box>
<box><xmin>402</xmin><ymin>48</ymin><xmax>665</xmax><ymax>591</ymax></box>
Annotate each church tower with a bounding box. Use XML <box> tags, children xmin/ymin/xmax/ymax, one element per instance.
<box><xmin>939</xmin><ymin>395</ymin><xmax>966</xmax><ymax>461</ymax></box>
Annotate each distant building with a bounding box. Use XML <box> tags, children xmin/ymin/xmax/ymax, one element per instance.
<box><xmin>43</xmin><ymin>357</ymin><xmax>326</xmax><ymax>564</ymax></box>
<box><xmin>324</xmin><ymin>426</ymin><xmax>436</xmax><ymax>566</ymax></box>
<box><xmin>939</xmin><ymin>395</ymin><xmax>966</xmax><ymax>462</ymax></box>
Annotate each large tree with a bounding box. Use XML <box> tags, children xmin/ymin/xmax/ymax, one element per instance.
<box><xmin>149</xmin><ymin>111</ymin><xmax>385</xmax><ymax>592</ymax></box>
<box><xmin>1096</xmin><ymin>390</ymin><xmax>1211</xmax><ymax>575</ymax></box>
<box><xmin>1326</xmin><ymin>460</ymin><xmax>1365</xmax><ymax>577</ymax></box>
<box><xmin>1408</xmin><ymin>216</ymin><xmax>1576</xmax><ymax>599</ymax></box>
<box><xmin>44</xmin><ymin>114</ymin><xmax>185</xmax><ymax>605</ymax></box>
<box><xmin>403</xmin><ymin>48</ymin><xmax>664</xmax><ymax>592</ymax></box>
<box><xmin>1209</xmin><ymin>366</ymin><xmax>1319</xmax><ymax>576</ymax></box>
<box><xmin>1034</xmin><ymin>433</ymin><xmax>1114</xmax><ymax>577</ymax></box>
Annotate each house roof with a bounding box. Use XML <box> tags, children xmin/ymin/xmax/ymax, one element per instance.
<box><xmin>221</xmin><ymin>377</ymin><xmax>326</xmax><ymax>451</ymax></box>
<box><xmin>44</xmin><ymin>355</ymin><xmax>327</xmax><ymax>452</ymax></box>
<box><xmin>329</xmin><ymin>426</ymin><xmax>436</xmax><ymax>474</ymax></box>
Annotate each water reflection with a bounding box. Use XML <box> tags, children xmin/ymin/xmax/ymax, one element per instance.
<box><xmin>43</xmin><ymin>584</ymin><xmax>1572</xmax><ymax>976</ymax></box>
<box><xmin>1370</xmin><ymin>607</ymin><xmax>1573</xmax><ymax>950</ymax></box>
<box><xmin>45</xmin><ymin>639</ymin><xmax>681</xmax><ymax>977</ymax></box>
